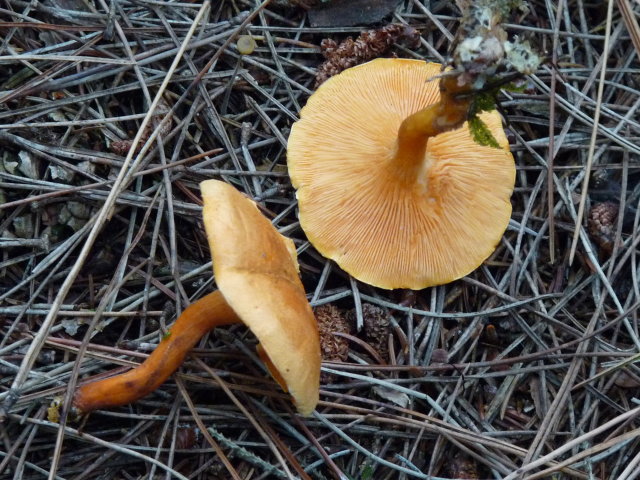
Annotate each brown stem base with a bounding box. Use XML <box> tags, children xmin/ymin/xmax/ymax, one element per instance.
<box><xmin>72</xmin><ymin>290</ymin><xmax>240</xmax><ymax>414</ymax></box>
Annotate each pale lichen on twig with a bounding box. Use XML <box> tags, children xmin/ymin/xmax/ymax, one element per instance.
<box><xmin>449</xmin><ymin>0</ymin><xmax>542</xmax><ymax>146</ymax></box>
<box><xmin>452</xmin><ymin>0</ymin><xmax>541</xmax><ymax>86</ymax></box>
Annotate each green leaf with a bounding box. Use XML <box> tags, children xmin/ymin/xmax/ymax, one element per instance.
<box><xmin>468</xmin><ymin>116</ymin><xmax>502</xmax><ymax>149</ymax></box>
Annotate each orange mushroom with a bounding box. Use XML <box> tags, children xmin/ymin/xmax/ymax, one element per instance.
<box><xmin>69</xmin><ymin>180</ymin><xmax>320</xmax><ymax>417</ymax></box>
<box><xmin>287</xmin><ymin>58</ymin><xmax>515</xmax><ymax>290</ymax></box>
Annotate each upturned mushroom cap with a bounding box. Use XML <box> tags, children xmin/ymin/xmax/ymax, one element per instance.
<box><xmin>287</xmin><ymin>58</ymin><xmax>515</xmax><ymax>290</ymax></box>
<box><xmin>200</xmin><ymin>180</ymin><xmax>320</xmax><ymax>416</ymax></box>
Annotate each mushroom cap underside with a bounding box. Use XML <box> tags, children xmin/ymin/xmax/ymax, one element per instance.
<box><xmin>200</xmin><ymin>179</ymin><xmax>320</xmax><ymax>416</ymax></box>
<box><xmin>287</xmin><ymin>58</ymin><xmax>516</xmax><ymax>290</ymax></box>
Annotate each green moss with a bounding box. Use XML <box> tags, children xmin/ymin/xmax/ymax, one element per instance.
<box><xmin>469</xmin><ymin>91</ymin><xmax>497</xmax><ymax>116</ymax></box>
<box><xmin>469</xmin><ymin>116</ymin><xmax>501</xmax><ymax>149</ymax></box>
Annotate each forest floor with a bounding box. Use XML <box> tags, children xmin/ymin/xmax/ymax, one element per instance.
<box><xmin>1</xmin><ymin>0</ymin><xmax>640</xmax><ymax>479</ymax></box>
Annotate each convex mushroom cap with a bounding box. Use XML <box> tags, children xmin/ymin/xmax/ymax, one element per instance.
<box><xmin>287</xmin><ymin>58</ymin><xmax>516</xmax><ymax>290</ymax></box>
<box><xmin>201</xmin><ymin>180</ymin><xmax>320</xmax><ymax>416</ymax></box>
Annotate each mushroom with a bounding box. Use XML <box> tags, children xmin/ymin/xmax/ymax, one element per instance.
<box><xmin>70</xmin><ymin>180</ymin><xmax>320</xmax><ymax>416</ymax></box>
<box><xmin>287</xmin><ymin>58</ymin><xmax>515</xmax><ymax>290</ymax></box>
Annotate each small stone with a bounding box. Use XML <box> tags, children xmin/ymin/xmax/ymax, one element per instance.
<box><xmin>237</xmin><ymin>35</ymin><xmax>256</xmax><ymax>55</ymax></box>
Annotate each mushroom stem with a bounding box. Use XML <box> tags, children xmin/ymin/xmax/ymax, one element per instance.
<box><xmin>392</xmin><ymin>75</ymin><xmax>471</xmax><ymax>177</ymax></box>
<box><xmin>72</xmin><ymin>290</ymin><xmax>240</xmax><ymax>414</ymax></box>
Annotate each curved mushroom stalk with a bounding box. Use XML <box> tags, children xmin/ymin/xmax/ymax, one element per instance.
<box><xmin>72</xmin><ymin>290</ymin><xmax>240</xmax><ymax>414</ymax></box>
<box><xmin>393</xmin><ymin>75</ymin><xmax>472</xmax><ymax>177</ymax></box>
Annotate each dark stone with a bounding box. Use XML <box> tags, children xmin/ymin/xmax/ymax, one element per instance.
<box><xmin>308</xmin><ymin>0</ymin><xmax>401</xmax><ymax>27</ymax></box>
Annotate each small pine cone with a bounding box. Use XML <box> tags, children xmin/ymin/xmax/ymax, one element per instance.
<box><xmin>348</xmin><ymin>303</ymin><xmax>391</xmax><ymax>361</ymax></box>
<box><xmin>315</xmin><ymin>304</ymin><xmax>350</xmax><ymax>383</ymax></box>
<box><xmin>315</xmin><ymin>24</ymin><xmax>420</xmax><ymax>87</ymax></box>
<box><xmin>315</xmin><ymin>304</ymin><xmax>350</xmax><ymax>362</ymax></box>
<box><xmin>359</xmin><ymin>29</ymin><xmax>396</xmax><ymax>56</ymax></box>
<box><xmin>588</xmin><ymin>201</ymin><xmax>618</xmax><ymax>254</ymax></box>
<box><xmin>110</xmin><ymin>139</ymin><xmax>135</xmax><ymax>155</ymax></box>
<box><xmin>362</xmin><ymin>304</ymin><xmax>391</xmax><ymax>361</ymax></box>
<box><xmin>320</xmin><ymin>38</ymin><xmax>338</xmax><ymax>56</ymax></box>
